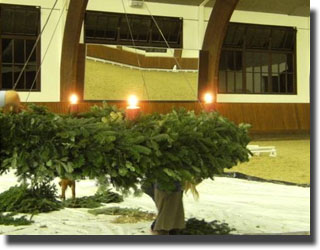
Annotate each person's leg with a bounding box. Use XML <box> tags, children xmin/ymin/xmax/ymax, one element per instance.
<box><xmin>153</xmin><ymin>188</ymin><xmax>185</xmax><ymax>233</ymax></box>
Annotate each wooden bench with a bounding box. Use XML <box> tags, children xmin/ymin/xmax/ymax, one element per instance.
<box><xmin>247</xmin><ymin>145</ymin><xmax>277</xmax><ymax>157</ymax></box>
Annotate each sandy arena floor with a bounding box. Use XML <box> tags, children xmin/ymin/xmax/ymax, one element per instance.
<box><xmin>0</xmin><ymin>171</ymin><xmax>310</xmax><ymax>235</ymax></box>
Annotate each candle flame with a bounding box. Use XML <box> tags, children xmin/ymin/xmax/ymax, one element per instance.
<box><xmin>204</xmin><ymin>93</ymin><xmax>213</xmax><ymax>104</ymax></box>
<box><xmin>128</xmin><ymin>95</ymin><xmax>138</xmax><ymax>108</ymax></box>
<box><xmin>69</xmin><ymin>94</ymin><xmax>78</xmax><ymax>104</ymax></box>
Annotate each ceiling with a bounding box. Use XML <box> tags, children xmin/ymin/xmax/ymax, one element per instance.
<box><xmin>145</xmin><ymin>0</ymin><xmax>310</xmax><ymax>17</ymax></box>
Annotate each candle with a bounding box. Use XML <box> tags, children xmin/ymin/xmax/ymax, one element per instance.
<box><xmin>203</xmin><ymin>92</ymin><xmax>215</xmax><ymax>112</ymax></box>
<box><xmin>126</xmin><ymin>95</ymin><xmax>140</xmax><ymax>120</ymax></box>
<box><xmin>68</xmin><ymin>94</ymin><xmax>79</xmax><ymax>114</ymax></box>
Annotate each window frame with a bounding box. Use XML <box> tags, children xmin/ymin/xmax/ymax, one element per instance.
<box><xmin>218</xmin><ymin>22</ymin><xmax>297</xmax><ymax>95</ymax></box>
<box><xmin>84</xmin><ymin>10</ymin><xmax>183</xmax><ymax>49</ymax></box>
<box><xmin>0</xmin><ymin>3</ymin><xmax>41</xmax><ymax>92</ymax></box>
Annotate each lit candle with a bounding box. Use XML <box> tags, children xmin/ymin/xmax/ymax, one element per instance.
<box><xmin>126</xmin><ymin>95</ymin><xmax>141</xmax><ymax>120</ymax></box>
<box><xmin>68</xmin><ymin>94</ymin><xmax>79</xmax><ymax>114</ymax></box>
<box><xmin>203</xmin><ymin>92</ymin><xmax>215</xmax><ymax>112</ymax></box>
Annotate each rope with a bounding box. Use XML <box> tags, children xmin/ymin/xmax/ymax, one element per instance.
<box><xmin>120</xmin><ymin>0</ymin><xmax>150</xmax><ymax>101</ymax></box>
<box><xmin>144</xmin><ymin>2</ymin><xmax>204</xmax><ymax>108</ymax></box>
<box><xmin>12</xmin><ymin>0</ymin><xmax>59</xmax><ymax>90</ymax></box>
<box><xmin>25</xmin><ymin>0</ymin><xmax>68</xmax><ymax>102</ymax></box>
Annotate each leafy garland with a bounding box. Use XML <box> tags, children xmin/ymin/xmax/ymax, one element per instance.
<box><xmin>0</xmin><ymin>103</ymin><xmax>251</xmax><ymax>193</ymax></box>
<box><xmin>0</xmin><ymin>212</ymin><xmax>34</xmax><ymax>226</ymax></box>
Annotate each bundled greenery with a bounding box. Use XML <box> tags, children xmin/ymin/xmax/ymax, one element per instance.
<box><xmin>0</xmin><ymin>212</ymin><xmax>34</xmax><ymax>226</ymax></box>
<box><xmin>0</xmin><ymin>103</ymin><xmax>251</xmax><ymax>193</ymax></box>
<box><xmin>178</xmin><ymin>218</ymin><xmax>236</xmax><ymax>235</ymax></box>
<box><xmin>63</xmin><ymin>189</ymin><xmax>123</xmax><ymax>208</ymax></box>
<box><xmin>88</xmin><ymin>206</ymin><xmax>156</xmax><ymax>223</ymax></box>
<box><xmin>0</xmin><ymin>183</ymin><xmax>63</xmax><ymax>214</ymax></box>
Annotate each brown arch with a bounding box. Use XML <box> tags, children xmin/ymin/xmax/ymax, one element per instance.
<box><xmin>60</xmin><ymin>0</ymin><xmax>88</xmax><ymax>102</ymax></box>
<box><xmin>198</xmin><ymin>0</ymin><xmax>239</xmax><ymax>102</ymax></box>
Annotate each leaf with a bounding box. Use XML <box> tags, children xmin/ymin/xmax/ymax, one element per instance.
<box><xmin>119</xmin><ymin>167</ymin><xmax>128</xmax><ymax>176</ymax></box>
<box><xmin>131</xmin><ymin>145</ymin><xmax>151</xmax><ymax>155</ymax></box>
<box><xmin>46</xmin><ymin>160</ymin><xmax>53</xmax><ymax>167</ymax></box>
<box><xmin>62</xmin><ymin>162</ymin><xmax>73</xmax><ymax>174</ymax></box>
<box><xmin>125</xmin><ymin>161</ymin><xmax>135</xmax><ymax>172</ymax></box>
<box><xmin>163</xmin><ymin>168</ymin><xmax>177</xmax><ymax>178</ymax></box>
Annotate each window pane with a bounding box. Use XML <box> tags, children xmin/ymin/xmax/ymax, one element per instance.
<box><xmin>245</xmin><ymin>52</ymin><xmax>254</xmax><ymax>73</ymax></box>
<box><xmin>272</xmin><ymin>53</ymin><xmax>287</xmax><ymax>73</ymax></box>
<box><xmin>2</xmin><ymin>39</ymin><xmax>13</xmax><ymax>63</ymax></box>
<box><xmin>219</xmin><ymin>51</ymin><xmax>228</xmax><ymax>70</ymax></box>
<box><xmin>218</xmin><ymin>71</ymin><xmax>226</xmax><ymax>92</ymax></box>
<box><xmin>224</xmin><ymin>24</ymin><xmax>245</xmax><ymax>47</ymax></box>
<box><xmin>1</xmin><ymin>8</ymin><xmax>14</xmax><ymax>34</ymax></box>
<box><xmin>26</xmin><ymin>64</ymin><xmax>37</xmax><ymax>90</ymax></box>
<box><xmin>254</xmin><ymin>73</ymin><xmax>262</xmax><ymax>93</ymax></box>
<box><xmin>13</xmin><ymin>9</ymin><xmax>27</xmax><ymax>34</ymax></box>
<box><xmin>271</xmin><ymin>29</ymin><xmax>294</xmax><ymax>50</ymax></box>
<box><xmin>14</xmin><ymin>39</ymin><xmax>25</xmax><ymax>63</ymax></box>
<box><xmin>130</xmin><ymin>17</ymin><xmax>150</xmax><ymax>42</ymax></box>
<box><xmin>24</xmin><ymin>10</ymin><xmax>39</xmax><ymax>35</ymax></box>
<box><xmin>119</xmin><ymin>17</ymin><xmax>130</xmax><ymax>40</ymax></box>
<box><xmin>245</xmin><ymin>52</ymin><xmax>268</xmax><ymax>73</ymax></box>
<box><xmin>287</xmin><ymin>73</ymin><xmax>294</xmax><ymax>93</ymax></box>
<box><xmin>246</xmin><ymin>27</ymin><xmax>270</xmax><ymax>49</ymax></box>
<box><xmin>106</xmin><ymin>16</ymin><xmax>119</xmax><ymax>40</ymax></box>
<box><xmin>235</xmin><ymin>71</ymin><xmax>242</xmax><ymax>92</ymax></box>
<box><xmin>272</xmin><ymin>75</ymin><xmax>279</xmax><ymax>93</ymax></box>
<box><xmin>227</xmin><ymin>71</ymin><xmax>234</xmax><ymax>92</ymax></box>
<box><xmin>85</xmin><ymin>13</ymin><xmax>97</xmax><ymax>38</ymax></box>
<box><xmin>246</xmin><ymin>72</ymin><xmax>253</xmax><ymax>93</ymax></box>
<box><xmin>2</xmin><ymin>65</ymin><xmax>13</xmax><ymax>88</ymax></box>
<box><xmin>95</xmin><ymin>15</ymin><xmax>108</xmax><ymax>38</ymax></box>
<box><xmin>26</xmin><ymin>40</ymin><xmax>37</xmax><ymax>63</ymax></box>
<box><xmin>14</xmin><ymin>67</ymin><xmax>25</xmax><ymax>89</ymax></box>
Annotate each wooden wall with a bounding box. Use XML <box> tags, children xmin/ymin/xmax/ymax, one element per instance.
<box><xmin>86</xmin><ymin>45</ymin><xmax>199</xmax><ymax>70</ymax></box>
<box><xmin>24</xmin><ymin>101</ymin><xmax>310</xmax><ymax>135</ymax></box>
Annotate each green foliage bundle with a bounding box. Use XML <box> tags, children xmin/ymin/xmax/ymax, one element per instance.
<box><xmin>0</xmin><ymin>103</ymin><xmax>251</xmax><ymax>193</ymax></box>
<box><xmin>0</xmin><ymin>183</ymin><xmax>63</xmax><ymax>214</ymax></box>
<box><xmin>0</xmin><ymin>212</ymin><xmax>34</xmax><ymax>226</ymax></box>
<box><xmin>63</xmin><ymin>189</ymin><xmax>123</xmax><ymax>208</ymax></box>
<box><xmin>178</xmin><ymin>218</ymin><xmax>236</xmax><ymax>235</ymax></box>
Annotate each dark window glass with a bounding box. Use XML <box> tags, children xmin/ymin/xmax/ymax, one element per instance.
<box><xmin>0</xmin><ymin>4</ymin><xmax>40</xmax><ymax>91</ymax></box>
<box><xmin>224</xmin><ymin>24</ymin><xmax>245</xmax><ymax>48</ymax></box>
<box><xmin>2</xmin><ymin>39</ymin><xmax>13</xmax><ymax>63</ymax></box>
<box><xmin>85</xmin><ymin>11</ymin><xmax>182</xmax><ymax>48</ymax></box>
<box><xmin>219</xmin><ymin>23</ymin><xmax>296</xmax><ymax>95</ymax></box>
<box><xmin>246</xmin><ymin>27</ymin><xmax>271</xmax><ymax>49</ymax></box>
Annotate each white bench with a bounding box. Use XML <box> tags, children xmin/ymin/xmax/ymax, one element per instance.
<box><xmin>247</xmin><ymin>145</ymin><xmax>277</xmax><ymax>157</ymax></box>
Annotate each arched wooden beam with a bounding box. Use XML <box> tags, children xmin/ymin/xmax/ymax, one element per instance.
<box><xmin>60</xmin><ymin>0</ymin><xmax>88</xmax><ymax>102</ymax></box>
<box><xmin>198</xmin><ymin>0</ymin><xmax>239</xmax><ymax>102</ymax></box>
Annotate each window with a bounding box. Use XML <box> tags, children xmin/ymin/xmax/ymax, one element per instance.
<box><xmin>219</xmin><ymin>23</ymin><xmax>296</xmax><ymax>94</ymax></box>
<box><xmin>85</xmin><ymin>11</ymin><xmax>183</xmax><ymax>48</ymax></box>
<box><xmin>0</xmin><ymin>4</ymin><xmax>41</xmax><ymax>91</ymax></box>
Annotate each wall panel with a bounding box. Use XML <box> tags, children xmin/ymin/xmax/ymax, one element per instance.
<box><xmin>24</xmin><ymin>102</ymin><xmax>310</xmax><ymax>135</ymax></box>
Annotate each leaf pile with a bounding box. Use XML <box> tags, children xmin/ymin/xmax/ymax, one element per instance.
<box><xmin>0</xmin><ymin>212</ymin><xmax>34</xmax><ymax>226</ymax></box>
<box><xmin>0</xmin><ymin>183</ymin><xmax>63</xmax><ymax>214</ymax></box>
<box><xmin>178</xmin><ymin>218</ymin><xmax>236</xmax><ymax>235</ymax></box>
<box><xmin>63</xmin><ymin>189</ymin><xmax>123</xmax><ymax>208</ymax></box>
<box><xmin>0</xmin><ymin>103</ymin><xmax>251</xmax><ymax>193</ymax></box>
<box><xmin>88</xmin><ymin>206</ymin><xmax>156</xmax><ymax>223</ymax></box>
